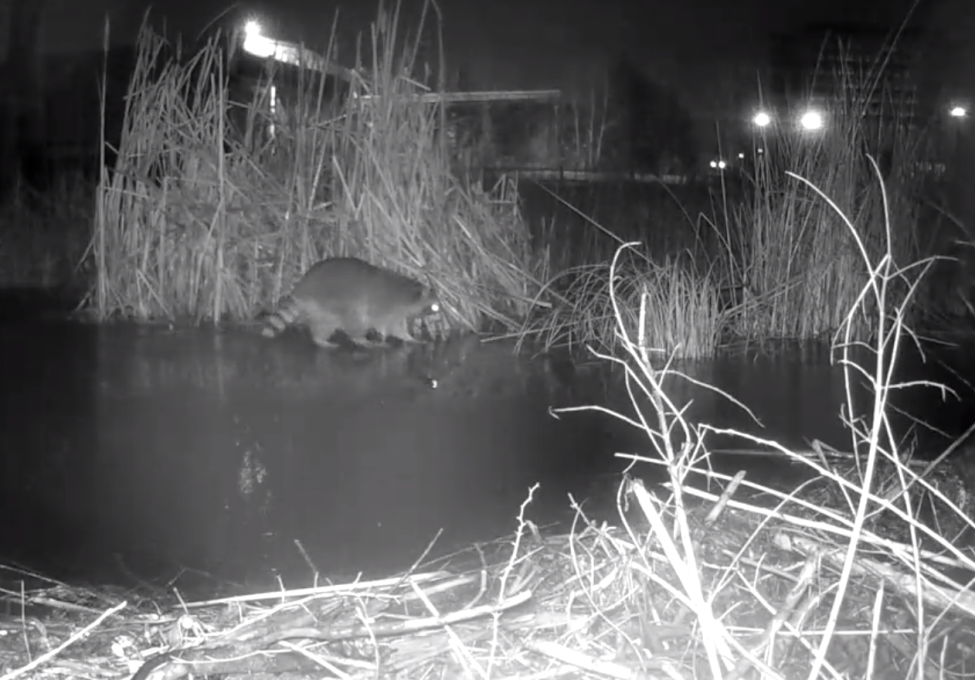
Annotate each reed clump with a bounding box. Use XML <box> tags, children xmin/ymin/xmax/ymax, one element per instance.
<box><xmin>518</xmin><ymin>245</ymin><xmax>724</xmax><ymax>360</ymax></box>
<box><xmin>91</xmin><ymin>1</ymin><xmax>539</xmax><ymax>331</ymax></box>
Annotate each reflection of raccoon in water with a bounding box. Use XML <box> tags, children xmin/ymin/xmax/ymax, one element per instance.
<box><xmin>261</xmin><ymin>257</ymin><xmax>440</xmax><ymax>348</ymax></box>
<box><xmin>407</xmin><ymin>332</ymin><xmax>481</xmax><ymax>388</ymax></box>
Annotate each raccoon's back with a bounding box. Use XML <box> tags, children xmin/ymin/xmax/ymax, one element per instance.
<box><xmin>293</xmin><ymin>257</ymin><xmax>426</xmax><ymax>311</ymax></box>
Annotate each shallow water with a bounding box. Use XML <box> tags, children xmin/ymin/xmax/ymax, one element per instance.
<box><xmin>1</xmin><ymin>311</ymin><xmax>970</xmax><ymax>592</ymax></box>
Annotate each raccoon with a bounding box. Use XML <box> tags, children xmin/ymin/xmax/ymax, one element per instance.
<box><xmin>261</xmin><ymin>257</ymin><xmax>440</xmax><ymax>348</ymax></box>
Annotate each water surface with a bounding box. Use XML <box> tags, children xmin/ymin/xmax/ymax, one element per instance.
<box><xmin>1</xmin><ymin>314</ymin><xmax>969</xmax><ymax>591</ymax></box>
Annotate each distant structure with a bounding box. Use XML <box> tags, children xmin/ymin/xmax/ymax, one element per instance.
<box><xmin>768</xmin><ymin>22</ymin><xmax>926</xmax><ymax>126</ymax></box>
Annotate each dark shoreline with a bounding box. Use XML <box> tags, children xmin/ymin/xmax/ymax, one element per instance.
<box><xmin>0</xmin><ymin>288</ymin><xmax>87</xmax><ymax>322</ymax></box>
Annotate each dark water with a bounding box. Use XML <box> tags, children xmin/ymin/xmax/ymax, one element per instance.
<box><xmin>1</xmin><ymin>312</ymin><xmax>972</xmax><ymax>593</ymax></box>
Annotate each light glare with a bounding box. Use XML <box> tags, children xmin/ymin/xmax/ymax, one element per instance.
<box><xmin>243</xmin><ymin>33</ymin><xmax>276</xmax><ymax>59</ymax></box>
<box><xmin>245</xmin><ymin>20</ymin><xmax>262</xmax><ymax>37</ymax></box>
<box><xmin>800</xmin><ymin>109</ymin><xmax>824</xmax><ymax>131</ymax></box>
<box><xmin>752</xmin><ymin>111</ymin><xmax>771</xmax><ymax>128</ymax></box>
<box><xmin>950</xmin><ymin>105</ymin><xmax>968</xmax><ymax>118</ymax></box>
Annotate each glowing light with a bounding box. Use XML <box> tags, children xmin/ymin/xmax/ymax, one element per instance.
<box><xmin>243</xmin><ymin>32</ymin><xmax>276</xmax><ymax>58</ymax></box>
<box><xmin>950</xmin><ymin>105</ymin><xmax>968</xmax><ymax>118</ymax></box>
<box><xmin>752</xmin><ymin>111</ymin><xmax>771</xmax><ymax>128</ymax></box>
<box><xmin>268</xmin><ymin>84</ymin><xmax>278</xmax><ymax>138</ymax></box>
<box><xmin>799</xmin><ymin>109</ymin><xmax>824</xmax><ymax>131</ymax></box>
<box><xmin>737</xmin><ymin>152</ymin><xmax>745</xmax><ymax>159</ymax></box>
<box><xmin>240</xmin><ymin>24</ymin><xmax>332</xmax><ymax>74</ymax></box>
<box><xmin>709</xmin><ymin>159</ymin><xmax>727</xmax><ymax>170</ymax></box>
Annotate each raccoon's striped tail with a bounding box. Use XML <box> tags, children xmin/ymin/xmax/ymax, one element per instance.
<box><xmin>261</xmin><ymin>298</ymin><xmax>300</xmax><ymax>338</ymax></box>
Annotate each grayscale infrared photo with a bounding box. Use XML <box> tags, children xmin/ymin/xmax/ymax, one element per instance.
<box><xmin>0</xmin><ymin>0</ymin><xmax>974</xmax><ymax>678</ymax></box>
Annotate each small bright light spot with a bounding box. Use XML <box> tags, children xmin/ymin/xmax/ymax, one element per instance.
<box><xmin>950</xmin><ymin>105</ymin><xmax>968</xmax><ymax>118</ymax></box>
<box><xmin>709</xmin><ymin>160</ymin><xmax>717</xmax><ymax>169</ymax></box>
<box><xmin>245</xmin><ymin>20</ymin><xmax>262</xmax><ymax>37</ymax></box>
<box><xmin>267</xmin><ymin>86</ymin><xmax>280</xmax><ymax>138</ymax></box>
<box><xmin>737</xmin><ymin>152</ymin><xmax>745</xmax><ymax>159</ymax></box>
<box><xmin>753</xmin><ymin>111</ymin><xmax>772</xmax><ymax>128</ymax></box>
<box><xmin>800</xmin><ymin>109</ymin><xmax>824</xmax><ymax>131</ymax></box>
<box><xmin>718</xmin><ymin>160</ymin><xmax>727</xmax><ymax>169</ymax></box>
<box><xmin>757</xmin><ymin>148</ymin><xmax>764</xmax><ymax>154</ymax></box>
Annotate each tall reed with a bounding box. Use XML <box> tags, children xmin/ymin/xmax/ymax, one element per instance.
<box><xmin>731</xmin><ymin>61</ymin><xmax>926</xmax><ymax>342</ymax></box>
<box><xmin>91</xmin><ymin>1</ymin><xmax>540</xmax><ymax>329</ymax></box>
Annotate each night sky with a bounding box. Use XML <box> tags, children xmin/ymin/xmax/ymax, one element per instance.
<box><xmin>11</xmin><ymin>0</ymin><xmax>973</xmax><ymax>112</ymax></box>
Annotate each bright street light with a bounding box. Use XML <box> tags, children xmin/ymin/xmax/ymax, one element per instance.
<box><xmin>799</xmin><ymin>109</ymin><xmax>824</xmax><ymax>131</ymax></box>
<box><xmin>950</xmin><ymin>105</ymin><xmax>968</xmax><ymax>118</ymax></box>
<box><xmin>752</xmin><ymin>111</ymin><xmax>771</xmax><ymax>128</ymax></box>
<box><xmin>239</xmin><ymin>20</ymin><xmax>331</xmax><ymax>73</ymax></box>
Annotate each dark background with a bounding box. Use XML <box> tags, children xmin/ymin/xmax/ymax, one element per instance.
<box><xmin>7</xmin><ymin>0</ymin><xmax>973</xmax><ymax>110</ymax></box>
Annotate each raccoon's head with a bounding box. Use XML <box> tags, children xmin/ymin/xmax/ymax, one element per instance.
<box><xmin>409</xmin><ymin>283</ymin><xmax>440</xmax><ymax>317</ymax></box>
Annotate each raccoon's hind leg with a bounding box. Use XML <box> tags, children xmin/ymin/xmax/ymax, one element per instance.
<box><xmin>343</xmin><ymin>326</ymin><xmax>391</xmax><ymax>348</ymax></box>
<box><xmin>309</xmin><ymin>325</ymin><xmax>339</xmax><ymax>348</ymax></box>
<box><xmin>345</xmin><ymin>331</ymin><xmax>383</xmax><ymax>348</ymax></box>
<box><xmin>341</xmin><ymin>306</ymin><xmax>385</xmax><ymax>348</ymax></box>
<box><xmin>307</xmin><ymin>317</ymin><xmax>340</xmax><ymax>348</ymax></box>
<box><xmin>302</xmin><ymin>301</ymin><xmax>350</xmax><ymax>348</ymax></box>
